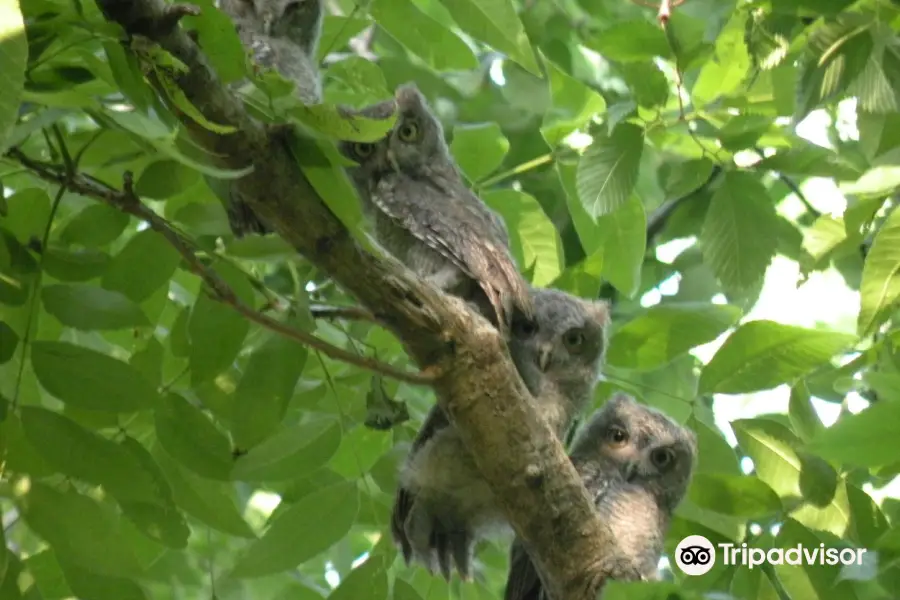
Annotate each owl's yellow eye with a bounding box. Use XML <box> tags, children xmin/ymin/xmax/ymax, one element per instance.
<box><xmin>397</xmin><ymin>121</ymin><xmax>420</xmax><ymax>142</ymax></box>
<box><xmin>353</xmin><ymin>143</ymin><xmax>375</xmax><ymax>159</ymax></box>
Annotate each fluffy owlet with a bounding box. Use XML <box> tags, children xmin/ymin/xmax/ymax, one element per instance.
<box><xmin>216</xmin><ymin>0</ymin><xmax>324</xmax><ymax>236</ymax></box>
<box><xmin>337</xmin><ymin>83</ymin><xmax>534</xmax><ymax>330</ymax></box>
<box><xmin>390</xmin><ymin>288</ymin><xmax>610</xmax><ymax>579</ymax></box>
<box><xmin>504</xmin><ymin>393</ymin><xmax>697</xmax><ymax>600</ymax></box>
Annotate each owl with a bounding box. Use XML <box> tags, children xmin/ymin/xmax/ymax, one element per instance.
<box><xmin>337</xmin><ymin>83</ymin><xmax>534</xmax><ymax>331</ymax></box>
<box><xmin>503</xmin><ymin>393</ymin><xmax>698</xmax><ymax>600</ymax></box>
<box><xmin>390</xmin><ymin>287</ymin><xmax>610</xmax><ymax>579</ymax></box>
<box><xmin>216</xmin><ymin>0</ymin><xmax>323</xmax><ymax>236</ymax></box>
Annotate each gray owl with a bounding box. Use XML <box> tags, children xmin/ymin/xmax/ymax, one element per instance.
<box><xmin>338</xmin><ymin>83</ymin><xmax>534</xmax><ymax>330</ymax></box>
<box><xmin>216</xmin><ymin>0</ymin><xmax>323</xmax><ymax>236</ymax></box>
<box><xmin>390</xmin><ymin>288</ymin><xmax>610</xmax><ymax>579</ymax></box>
<box><xmin>504</xmin><ymin>393</ymin><xmax>697</xmax><ymax>600</ymax></box>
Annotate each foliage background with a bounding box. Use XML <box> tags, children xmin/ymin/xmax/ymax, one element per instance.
<box><xmin>1</xmin><ymin>0</ymin><xmax>900</xmax><ymax>598</ymax></box>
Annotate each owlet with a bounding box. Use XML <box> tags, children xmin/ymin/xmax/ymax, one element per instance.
<box><xmin>391</xmin><ymin>288</ymin><xmax>610</xmax><ymax>579</ymax></box>
<box><xmin>216</xmin><ymin>0</ymin><xmax>324</xmax><ymax>236</ymax></box>
<box><xmin>338</xmin><ymin>83</ymin><xmax>534</xmax><ymax>330</ymax></box>
<box><xmin>504</xmin><ymin>393</ymin><xmax>697</xmax><ymax>600</ymax></box>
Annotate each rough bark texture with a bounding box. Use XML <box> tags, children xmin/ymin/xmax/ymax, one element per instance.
<box><xmin>96</xmin><ymin>2</ymin><xmax>612</xmax><ymax>597</ymax></box>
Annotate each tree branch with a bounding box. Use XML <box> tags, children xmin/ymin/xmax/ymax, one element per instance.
<box><xmin>91</xmin><ymin>2</ymin><xmax>615</xmax><ymax>597</ymax></box>
<box><xmin>6</xmin><ymin>149</ymin><xmax>436</xmax><ymax>387</ymax></box>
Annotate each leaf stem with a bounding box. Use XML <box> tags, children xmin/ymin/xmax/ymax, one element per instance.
<box><xmin>477</xmin><ymin>153</ymin><xmax>554</xmax><ymax>190</ymax></box>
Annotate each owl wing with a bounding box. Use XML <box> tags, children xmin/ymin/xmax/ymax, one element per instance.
<box><xmin>373</xmin><ymin>174</ymin><xmax>534</xmax><ymax>327</ymax></box>
<box><xmin>504</xmin><ymin>539</ymin><xmax>544</xmax><ymax>600</ymax></box>
<box><xmin>390</xmin><ymin>405</ymin><xmax>451</xmax><ymax>563</ymax></box>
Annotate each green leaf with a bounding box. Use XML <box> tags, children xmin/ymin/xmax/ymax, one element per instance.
<box><xmin>692</xmin><ymin>12</ymin><xmax>751</xmax><ymax>104</ymax></box>
<box><xmin>135</xmin><ymin>159</ymin><xmax>201</xmax><ymax>200</ymax></box>
<box><xmin>436</xmin><ymin>0</ymin><xmax>539</xmax><ymax>76</ymax></box>
<box><xmin>608</xmin><ymin>303</ymin><xmax>742</xmax><ymax>371</ymax></box>
<box><xmin>482</xmin><ymin>189</ymin><xmax>562</xmax><ymax>287</ymax></box>
<box><xmin>232</xmin><ymin>417</ymin><xmax>342</xmax><ymax>481</ymax></box>
<box><xmin>230</xmin><ymin>481</ymin><xmax>359</xmax><ymax>578</ymax></box>
<box><xmin>1</xmin><ymin>188</ymin><xmax>50</xmax><ymax>243</ymax></box>
<box><xmin>57</xmin><ymin>558</ymin><xmax>149</xmax><ymax>600</ymax></box>
<box><xmin>41</xmin><ymin>247</ymin><xmax>110</xmax><ymax>282</ymax></box>
<box><xmin>370</xmin><ymin>0</ymin><xmax>477</xmax><ymax>72</ymax></box>
<box><xmin>102</xmin><ymin>41</ymin><xmax>155</xmax><ymax>113</ymax></box>
<box><xmin>21</xmin><ymin>407</ymin><xmax>163</xmax><ymax>504</ymax></box>
<box><xmin>700</xmin><ymin>320</ymin><xmax>856</xmax><ymax>394</ymax></box>
<box><xmin>327</xmin><ymin>555</ymin><xmax>388</xmax><ymax>600</ymax></box>
<box><xmin>617</xmin><ymin>61</ymin><xmax>668</xmax><ymax>109</ymax></box>
<box><xmin>153</xmin><ymin>445</ymin><xmax>255</xmax><ymax>538</ymax></box>
<box><xmin>450</xmin><ymin>123</ymin><xmax>509</xmax><ymax>183</ymax></box>
<box><xmin>700</xmin><ymin>171</ymin><xmax>780</xmax><ymax>293</ymax></box>
<box><xmin>101</xmin><ymin>229</ymin><xmax>181</xmax><ymax>303</ymax></box>
<box><xmin>232</xmin><ymin>334</ymin><xmax>308</xmax><ymax>450</ymax></box>
<box><xmin>0</xmin><ymin>320</ymin><xmax>18</xmax><ymax>364</ymax></box>
<box><xmin>18</xmin><ymin>483</ymin><xmax>143</xmax><ymax>578</ymax></box>
<box><xmin>59</xmin><ymin>204</ymin><xmax>130</xmax><ymax>248</ymax></box>
<box><xmin>155</xmin><ymin>393</ymin><xmax>233</xmax><ymax>481</ymax></box>
<box><xmin>857</xmin><ymin>206</ymin><xmax>900</xmax><ymax>336</ymax></box>
<box><xmin>30</xmin><ymin>341</ymin><xmax>157</xmax><ymax>412</ymax></box>
<box><xmin>183</xmin><ymin>0</ymin><xmax>247</xmax><ymax>84</ymax></box>
<box><xmin>788</xmin><ymin>382</ymin><xmax>824</xmax><ymax>443</ymax></box>
<box><xmin>807</xmin><ymin>400</ymin><xmax>900</xmax><ymax>467</ymax></box>
<box><xmin>41</xmin><ymin>283</ymin><xmax>149</xmax><ymax>330</ymax></box>
<box><xmin>587</xmin><ymin>20</ymin><xmax>670</xmax><ymax>62</ymax></box>
<box><xmin>0</xmin><ymin>0</ymin><xmax>26</xmax><ymax>153</ymax></box>
<box><xmin>540</xmin><ymin>60</ymin><xmax>606</xmax><ymax>148</ymax></box>
<box><xmin>688</xmin><ymin>473</ymin><xmax>782</xmax><ymax>518</ymax></box>
<box><xmin>188</xmin><ymin>262</ymin><xmax>252</xmax><ymax>385</ymax></box>
<box><xmin>318</xmin><ymin>16</ymin><xmax>371</xmax><ymax>61</ymax></box>
<box><xmin>290</xmin><ymin>104</ymin><xmax>396</xmax><ymax>142</ymax></box>
<box><xmin>594</xmin><ymin>195</ymin><xmax>646</xmax><ymax>297</ymax></box>
<box><xmin>659</xmin><ymin>157</ymin><xmax>714</xmax><ymax>199</ymax></box>
<box><xmin>325</xmin><ymin>57</ymin><xmax>390</xmax><ymax>106</ymax></box>
<box><xmin>576</xmin><ymin>122</ymin><xmax>644</xmax><ymax>219</ymax></box>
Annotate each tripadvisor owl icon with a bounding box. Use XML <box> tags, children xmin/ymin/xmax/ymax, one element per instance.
<box><xmin>675</xmin><ymin>535</ymin><xmax>716</xmax><ymax>576</ymax></box>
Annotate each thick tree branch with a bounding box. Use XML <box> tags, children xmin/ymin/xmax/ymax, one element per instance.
<box><xmin>93</xmin><ymin>2</ymin><xmax>614</xmax><ymax>597</ymax></box>
<box><xmin>6</xmin><ymin>149</ymin><xmax>435</xmax><ymax>386</ymax></box>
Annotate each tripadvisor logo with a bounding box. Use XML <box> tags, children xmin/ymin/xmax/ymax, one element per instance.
<box><xmin>674</xmin><ymin>535</ymin><xmax>868</xmax><ymax>576</ymax></box>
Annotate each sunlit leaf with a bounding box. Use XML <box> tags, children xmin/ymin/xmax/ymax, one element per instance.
<box><xmin>807</xmin><ymin>400</ymin><xmax>900</xmax><ymax>467</ymax></box>
<box><xmin>450</xmin><ymin>123</ymin><xmax>509</xmax><ymax>183</ymax></box>
<box><xmin>576</xmin><ymin>122</ymin><xmax>643</xmax><ymax>219</ymax></box>
<box><xmin>0</xmin><ymin>0</ymin><xmax>26</xmax><ymax>153</ymax></box>
<box><xmin>688</xmin><ymin>473</ymin><xmax>782</xmax><ymax>518</ymax></box>
<box><xmin>858</xmin><ymin>206</ymin><xmax>900</xmax><ymax>336</ymax></box>
<box><xmin>541</xmin><ymin>60</ymin><xmax>606</xmax><ymax>148</ymax></box>
<box><xmin>692</xmin><ymin>12</ymin><xmax>751</xmax><ymax>104</ymax></box>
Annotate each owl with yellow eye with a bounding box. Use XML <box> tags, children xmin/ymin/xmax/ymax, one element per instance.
<box><xmin>337</xmin><ymin>83</ymin><xmax>534</xmax><ymax>331</ymax></box>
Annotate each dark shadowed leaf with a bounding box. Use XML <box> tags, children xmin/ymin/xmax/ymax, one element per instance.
<box><xmin>232</xmin><ymin>333</ymin><xmax>308</xmax><ymax>450</ymax></box>
<box><xmin>230</xmin><ymin>481</ymin><xmax>358</xmax><ymax>578</ymax></box>
<box><xmin>608</xmin><ymin>303</ymin><xmax>742</xmax><ymax>371</ymax></box>
<box><xmin>41</xmin><ymin>283</ymin><xmax>149</xmax><ymax>330</ymax></box>
<box><xmin>30</xmin><ymin>341</ymin><xmax>157</xmax><ymax>412</ymax></box>
<box><xmin>41</xmin><ymin>247</ymin><xmax>110</xmax><ymax>281</ymax></box>
<box><xmin>155</xmin><ymin>393</ymin><xmax>233</xmax><ymax>481</ymax></box>
<box><xmin>576</xmin><ymin>122</ymin><xmax>643</xmax><ymax>218</ymax></box>
<box><xmin>700</xmin><ymin>321</ymin><xmax>856</xmax><ymax>394</ymax></box>
<box><xmin>18</xmin><ymin>483</ymin><xmax>143</xmax><ymax>578</ymax></box>
<box><xmin>57</xmin><ymin>557</ymin><xmax>148</xmax><ymax>600</ymax></box>
<box><xmin>0</xmin><ymin>321</ymin><xmax>17</xmax><ymax>364</ymax></box>
<box><xmin>232</xmin><ymin>416</ymin><xmax>342</xmax><ymax>481</ymax></box>
<box><xmin>101</xmin><ymin>229</ymin><xmax>181</xmax><ymax>302</ymax></box>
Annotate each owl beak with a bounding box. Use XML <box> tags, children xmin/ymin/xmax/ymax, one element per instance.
<box><xmin>261</xmin><ymin>10</ymin><xmax>274</xmax><ymax>34</ymax></box>
<box><xmin>386</xmin><ymin>148</ymin><xmax>401</xmax><ymax>173</ymax></box>
<box><xmin>537</xmin><ymin>344</ymin><xmax>553</xmax><ymax>372</ymax></box>
<box><xmin>623</xmin><ymin>461</ymin><xmax>638</xmax><ymax>483</ymax></box>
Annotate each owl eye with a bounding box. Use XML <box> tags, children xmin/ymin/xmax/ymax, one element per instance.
<box><xmin>650</xmin><ymin>447</ymin><xmax>675</xmax><ymax>470</ymax></box>
<box><xmin>513</xmin><ymin>318</ymin><xmax>537</xmax><ymax>337</ymax></box>
<box><xmin>562</xmin><ymin>328</ymin><xmax>585</xmax><ymax>352</ymax></box>
<box><xmin>352</xmin><ymin>143</ymin><xmax>375</xmax><ymax>159</ymax></box>
<box><xmin>397</xmin><ymin>121</ymin><xmax>420</xmax><ymax>142</ymax></box>
<box><xmin>606</xmin><ymin>425</ymin><xmax>628</xmax><ymax>448</ymax></box>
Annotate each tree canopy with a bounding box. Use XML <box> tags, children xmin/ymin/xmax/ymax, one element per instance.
<box><xmin>1</xmin><ymin>0</ymin><xmax>900</xmax><ymax>599</ymax></box>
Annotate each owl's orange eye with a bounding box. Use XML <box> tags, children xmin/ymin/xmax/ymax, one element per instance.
<box><xmin>606</xmin><ymin>425</ymin><xmax>628</xmax><ymax>448</ymax></box>
<box><xmin>397</xmin><ymin>121</ymin><xmax>420</xmax><ymax>142</ymax></box>
<box><xmin>353</xmin><ymin>143</ymin><xmax>374</xmax><ymax>159</ymax></box>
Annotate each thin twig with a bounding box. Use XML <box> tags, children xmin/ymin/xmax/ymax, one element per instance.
<box><xmin>752</xmin><ymin>147</ymin><xmax>822</xmax><ymax>218</ymax></box>
<box><xmin>7</xmin><ymin>149</ymin><xmax>437</xmax><ymax>386</ymax></box>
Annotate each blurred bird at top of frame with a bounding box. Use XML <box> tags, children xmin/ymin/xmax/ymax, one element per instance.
<box><xmin>390</xmin><ymin>287</ymin><xmax>611</xmax><ymax>580</ymax></box>
<box><xmin>337</xmin><ymin>82</ymin><xmax>534</xmax><ymax>332</ymax></box>
<box><xmin>504</xmin><ymin>393</ymin><xmax>698</xmax><ymax>600</ymax></box>
<box><xmin>215</xmin><ymin>0</ymin><xmax>324</xmax><ymax>237</ymax></box>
